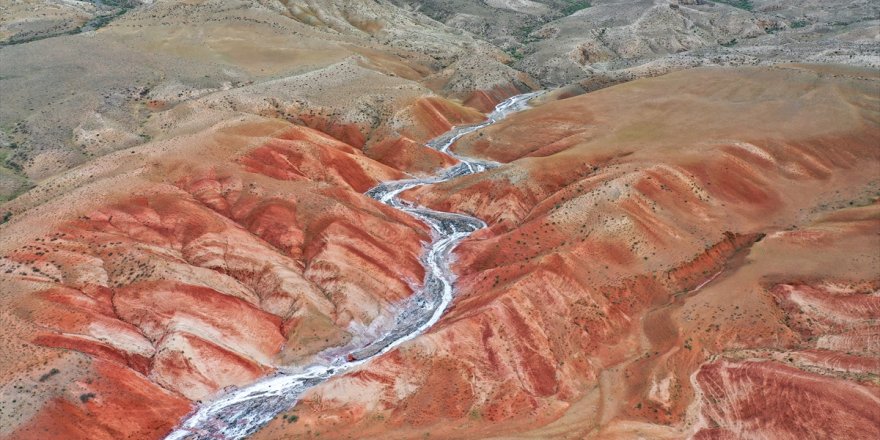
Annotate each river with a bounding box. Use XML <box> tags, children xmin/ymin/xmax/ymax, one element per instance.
<box><xmin>165</xmin><ymin>91</ymin><xmax>543</xmax><ymax>440</ymax></box>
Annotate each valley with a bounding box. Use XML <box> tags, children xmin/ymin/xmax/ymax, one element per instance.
<box><xmin>0</xmin><ymin>1</ymin><xmax>877</xmax><ymax>439</ymax></box>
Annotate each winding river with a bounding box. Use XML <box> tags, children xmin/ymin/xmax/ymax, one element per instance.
<box><xmin>165</xmin><ymin>91</ymin><xmax>543</xmax><ymax>440</ymax></box>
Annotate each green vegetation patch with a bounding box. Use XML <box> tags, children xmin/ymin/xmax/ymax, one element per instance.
<box><xmin>506</xmin><ymin>48</ymin><xmax>525</xmax><ymax>61</ymax></box>
<box><xmin>516</xmin><ymin>23</ymin><xmax>540</xmax><ymax>44</ymax></box>
<box><xmin>561</xmin><ymin>1</ymin><xmax>592</xmax><ymax>16</ymax></box>
<box><xmin>714</xmin><ymin>0</ymin><xmax>754</xmax><ymax>11</ymax></box>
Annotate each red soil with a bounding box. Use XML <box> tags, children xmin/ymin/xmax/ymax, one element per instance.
<box><xmin>365</xmin><ymin>136</ymin><xmax>458</xmax><ymax>176</ymax></box>
<box><xmin>0</xmin><ymin>121</ymin><xmax>438</xmax><ymax>437</ymax></box>
<box><xmin>2</xmin><ymin>65</ymin><xmax>877</xmax><ymax>440</ymax></box>
<box><xmin>398</xmin><ymin>96</ymin><xmax>487</xmax><ymax>142</ymax></box>
<box><xmin>694</xmin><ymin>360</ymin><xmax>880</xmax><ymax>440</ymax></box>
<box><xmin>252</xmin><ymin>65</ymin><xmax>880</xmax><ymax>439</ymax></box>
<box><xmin>8</xmin><ymin>359</ymin><xmax>191</xmax><ymax>440</ymax></box>
<box><xmin>463</xmin><ymin>83</ymin><xmax>528</xmax><ymax>113</ymax></box>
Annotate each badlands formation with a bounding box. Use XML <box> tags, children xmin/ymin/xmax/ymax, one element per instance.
<box><xmin>0</xmin><ymin>1</ymin><xmax>878</xmax><ymax>440</ymax></box>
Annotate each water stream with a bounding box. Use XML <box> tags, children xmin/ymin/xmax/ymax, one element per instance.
<box><xmin>165</xmin><ymin>91</ymin><xmax>542</xmax><ymax>440</ymax></box>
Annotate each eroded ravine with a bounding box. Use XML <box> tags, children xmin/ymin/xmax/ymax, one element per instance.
<box><xmin>165</xmin><ymin>92</ymin><xmax>543</xmax><ymax>440</ymax></box>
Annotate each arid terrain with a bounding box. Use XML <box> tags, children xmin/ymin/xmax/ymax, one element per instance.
<box><xmin>0</xmin><ymin>1</ymin><xmax>878</xmax><ymax>440</ymax></box>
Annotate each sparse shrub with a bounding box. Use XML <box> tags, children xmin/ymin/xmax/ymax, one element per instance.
<box><xmin>38</xmin><ymin>368</ymin><xmax>60</xmax><ymax>382</ymax></box>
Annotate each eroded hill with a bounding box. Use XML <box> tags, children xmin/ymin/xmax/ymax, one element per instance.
<box><xmin>0</xmin><ymin>1</ymin><xmax>543</xmax><ymax>438</ymax></box>
<box><xmin>251</xmin><ymin>65</ymin><xmax>880</xmax><ymax>440</ymax></box>
<box><xmin>0</xmin><ymin>1</ymin><xmax>878</xmax><ymax>440</ymax></box>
